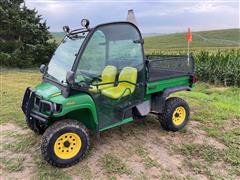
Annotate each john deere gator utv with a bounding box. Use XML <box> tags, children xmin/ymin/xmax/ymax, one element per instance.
<box><xmin>22</xmin><ymin>19</ymin><xmax>196</xmax><ymax>167</ymax></box>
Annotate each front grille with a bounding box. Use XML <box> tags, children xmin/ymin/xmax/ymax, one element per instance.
<box><xmin>35</xmin><ymin>96</ymin><xmax>41</xmax><ymax>106</ymax></box>
<box><xmin>22</xmin><ymin>87</ymin><xmax>54</xmax><ymax>117</ymax></box>
<box><xmin>41</xmin><ymin>103</ymin><xmax>51</xmax><ymax>112</ymax></box>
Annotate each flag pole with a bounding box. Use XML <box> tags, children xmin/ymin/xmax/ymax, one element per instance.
<box><xmin>187</xmin><ymin>27</ymin><xmax>191</xmax><ymax>66</ymax></box>
<box><xmin>187</xmin><ymin>41</ymin><xmax>190</xmax><ymax>65</ymax></box>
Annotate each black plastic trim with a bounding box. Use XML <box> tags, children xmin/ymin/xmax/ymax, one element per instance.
<box><xmin>151</xmin><ymin>86</ymin><xmax>191</xmax><ymax>113</ymax></box>
<box><xmin>22</xmin><ymin>88</ymin><xmax>54</xmax><ymax>124</ymax></box>
<box><xmin>31</xmin><ymin>113</ymin><xmax>48</xmax><ymax>123</ymax></box>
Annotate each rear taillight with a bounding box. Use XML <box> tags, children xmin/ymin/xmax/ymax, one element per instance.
<box><xmin>192</xmin><ymin>74</ymin><xmax>197</xmax><ymax>83</ymax></box>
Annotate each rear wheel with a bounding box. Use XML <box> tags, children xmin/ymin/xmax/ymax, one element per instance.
<box><xmin>159</xmin><ymin>97</ymin><xmax>190</xmax><ymax>132</ymax></box>
<box><xmin>41</xmin><ymin>119</ymin><xmax>90</xmax><ymax>167</ymax></box>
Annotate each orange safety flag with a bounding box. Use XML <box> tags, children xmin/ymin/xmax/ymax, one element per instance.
<box><xmin>187</xmin><ymin>27</ymin><xmax>192</xmax><ymax>42</ymax></box>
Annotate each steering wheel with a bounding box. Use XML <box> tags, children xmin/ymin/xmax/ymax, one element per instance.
<box><xmin>91</xmin><ymin>76</ymin><xmax>102</xmax><ymax>83</ymax></box>
<box><xmin>79</xmin><ymin>71</ymin><xmax>102</xmax><ymax>83</ymax></box>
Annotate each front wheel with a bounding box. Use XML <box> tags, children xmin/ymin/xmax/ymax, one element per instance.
<box><xmin>159</xmin><ymin>97</ymin><xmax>190</xmax><ymax>132</ymax></box>
<box><xmin>41</xmin><ymin>119</ymin><xmax>90</xmax><ymax>168</ymax></box>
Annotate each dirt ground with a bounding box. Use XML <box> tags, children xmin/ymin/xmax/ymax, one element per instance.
<box><xmin>0</xmin><ymin>70</ymin><xmax>239</xmax><ymax>180</ymax></box>
<box><xmin>0</xmin><ymin>116</ymin><xmax>235</xmax><ymax>180</ymax></box>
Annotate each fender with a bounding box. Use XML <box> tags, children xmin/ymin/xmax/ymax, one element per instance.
<box><xmin>51</xmin><ymin>93</ymin><xmax>98</xmax><ymax>126</ymax></box>
<box><xmin>151</xmin><ymin>86</ymin><xmax>191</xmax><ymax>113</ymax></box>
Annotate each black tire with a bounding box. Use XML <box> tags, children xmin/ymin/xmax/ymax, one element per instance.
<box><xmin>159</xmin><ymin>97</ymin><xmax>190</xmax><ymax>132</ymax></box>
<box><xmin>26</xmin><ymin>117</ymin><xmax>45</xmax><ymax>134</ymax></box>
<box><xmin>41</xmin><ymin>119</ymin><xmax>90</xmax><ymax>168</ymax></box>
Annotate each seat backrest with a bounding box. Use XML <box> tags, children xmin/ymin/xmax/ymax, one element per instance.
<box><xmin>118</xmin><ymin>67</ymin><xmax>138</xmax><ymax>93</ymax></box>
<box><xmin>101</xmin><ymin>65</ymin><xmax>117</xmax><ymax>83</ymax></box>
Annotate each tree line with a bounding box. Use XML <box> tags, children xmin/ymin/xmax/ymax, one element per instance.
<box><xmin>0</xmin><ymin>0</ymin><xmax>57</xmax><ymax>68</ymax></box>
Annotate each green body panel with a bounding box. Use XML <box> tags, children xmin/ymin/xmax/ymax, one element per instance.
<box><xmin>99</xmin><ymin>117</ymin><xmax>133</xmax><ymax>131</ymax></box>
<box><xmin>35</xmin><ymin>82</ymin><xmax>61</xmax><ymax>99</ymax></box>
<box><xmin>26</xmin><ymin>22</ymin><xmax>195</xmax><ymax>134</ymax></box>
<box><xmin>35</xmin><ymin>82</ymin><xmax>98</xmax><ymax>131</ymax></box>
<box><xmin>146</xmin><ymin>76</ymin><xmax>191</xmax><ymax>94</ymax></box>
<box><xmin>33</xmin><ymin>75</ymin><xmax>191</xmax><ymax>132</ymax></box>
<box><xmin>34</xmin><ymin>82</ymin><xmax>136</xmax><ymax>132</ymax></box>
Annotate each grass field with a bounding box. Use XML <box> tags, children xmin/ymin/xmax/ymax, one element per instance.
<box><xmin>0</xmin><ymin>69</ymin><xmax>239</xmax><ymax>179</ymax></box>
<box><xmin>144</xmin><ymin>29</ymin><xmax>240</xmax><ymax>50</ymax></box>
<box><xmin>1</xmin><ymin>28</ymin><xmax>239</xmax><ymax>179</ymax></box>
<box><xmin>51</xmin><ymin>32</ymin><xmax>65</xmax><ymax>44</ymax></box>
<box><xmin>52</xmin><ymin>28</ymin><xmax>240</xmax><ymax>50</ymax></box>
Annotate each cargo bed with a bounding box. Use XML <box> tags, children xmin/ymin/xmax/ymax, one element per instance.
<box><xmin>146</xmin><ymin>55</ymin><xmax>194</xmax><ymax>82</ymax></box>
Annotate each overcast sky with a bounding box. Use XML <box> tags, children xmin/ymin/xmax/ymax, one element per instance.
<box><xmin>25</xmin><ymin>0</ymin><xmax>239</xmax><ymax>33</ymax></box>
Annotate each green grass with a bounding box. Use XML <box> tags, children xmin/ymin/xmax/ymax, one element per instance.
<box><xmin>173</xmin><ymin>143</ymin><xmax>240</xmax><ymax>178</ymax></box>
<box><xmin>174</xmin><ymin>144</ymin><xmax>222</xmax><ymax>163</ymax></box>
<box><xmin>135</xmin><ymin>145</ymin><xmax>159</xmax><ymax>169</ymax></box>
<box><xmin>183</xmin><ymin>160</ymin><xmax>226</xmax><ymax>180</ymax></box>
<box><xmin>144</xmin><ymin>29</ymin><xmax>240</xmax><ymax>50</ymax></box>
<box><xmin>0</xmin><ymin>69</ymin><xmax>40</xmax><ymax>126</ymax></box>
<box><xmin>173</xmin><ymin>83</ymin><xmax>240</xmax><ymax>178</ymax></box>
<box><xmin>178</xmin><ymin>82</ymin><xmax>240</xmax><ymax>135</ymax></box>
<box><xmin>1</xmin><ymin>69</ymin><xmax>240</xmax><ymax>178</ymax></box>
<box><xmin>99</xmin><ymin>153</ymin><xmax>131</xmax><ymax>175</ymax></box>
<box><xmin>35</xmin><ymin>155</ymin><xmax>71</xmax><ymax>180</ymax></box>
<box><xmin>0</xmin><ymin>156</ymin><xmax>25</xmax><ymax>172</ymax></box>
<box><xmin>2</xmin><ymin>133</ymin><xmax>38</xmax><ymax>153</ymax></box>
<box><xmin>77</xmin><ymin>164</ymin><xmax>93</xmax><ymax>180</ymax></box>
<box><xmin>52</xmin><ymin>29</ymin><xmax>240</xmax><ymax>49</ymax></box>
<box><xmin>51</xmin><ymin>32</ymin><xmax>65</xmax><ymax>44</ymax></box>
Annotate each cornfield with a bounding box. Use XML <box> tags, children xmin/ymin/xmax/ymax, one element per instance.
<box><xmin>145</xmin><ymin>48</ymin><xmax>240</xmax><ymax>87</ymax></box>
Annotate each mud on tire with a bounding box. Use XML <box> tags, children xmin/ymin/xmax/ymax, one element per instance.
<box><xmin>41</xmin><ymin>119</ymin><xmax>90</xmax><ymax>168</ymax></box>
<box><xmin>159</xmin><ymin>97</ymin><xmax>190</xmax><ymax>132</ymax></box>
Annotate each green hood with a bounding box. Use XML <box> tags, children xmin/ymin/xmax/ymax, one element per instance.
<box><xmin>33</xmin><ymin>82</ymin><xmax>98</xmax><ymax>131</ymax></box>
<box><xmin>35</xmin><ymin>82</ymin><xmax>61</xmax><ymax>100</ymax></box>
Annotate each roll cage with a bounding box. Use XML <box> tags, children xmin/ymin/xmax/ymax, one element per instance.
<box><xmin>72</xmin><ymin>21</ymin><xmax>145</xmax><ymax>74</ymax></box>
<box><xmin>43</xmin><ymin>21</ymin><xmax>145</xmax><ymax>97</ymax></box>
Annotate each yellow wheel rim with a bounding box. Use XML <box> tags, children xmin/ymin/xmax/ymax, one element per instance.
<box><xmin>54</xmin><ymin>132</ymin><xmax>81</xmax><ymax>159</ymax></box>
<box><xmin>172</xmin><ymin>106</ymin><xmax>186</xmax><ymax>126</ymax></box>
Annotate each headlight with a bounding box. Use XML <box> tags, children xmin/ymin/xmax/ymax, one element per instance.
<box><xmin>81</xmin><ymin>19</ymin><xmax>90</xmax><ymax>28</ymax></box>
<box><xmin>63</xmin><ymin>26</ymin><xmax>70</xmax><ymax>33</ymax></box>
<box><xmin>54</xmin><ymin>103</ymin><xmax>62</xmax><ymax>113</ymax></box>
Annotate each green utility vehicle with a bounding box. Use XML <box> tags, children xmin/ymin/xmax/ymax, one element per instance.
<box><xmin>22</xmin><ymin>19</ymin><xmax>196</xmax><ymax>167</ymax></box>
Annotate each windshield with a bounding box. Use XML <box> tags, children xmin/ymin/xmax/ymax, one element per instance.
<box><xmin>75</xmin><ymin>24</ymin><xmax>143</xmax><ymax>84</ymax></box>
<box><xmin>46</xmin><ymin>32</ymin><xmax>88</xmax><ymax>84</ymax></box>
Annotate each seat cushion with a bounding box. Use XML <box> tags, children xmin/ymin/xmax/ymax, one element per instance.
<box><xmin>101</xmin><ymin>65</ymin><xmax>117</xmax><ymax>84</ymax></box>
<box><xmin>101</xmin><ymin>67</ymin><xmax>138</xmax><ymax>99</ymax></box>
<box><xmin>89</xmin><ymin>83</ymin><xmax>115</xmax><ymax>93</ymax></box>
<box><xmin>102</xmin><ymin>86</ymin><xmax>132</xmax><ymax>99</ymax></box>
<box><xmin>89</xmin><ymin>65</ymin><xmax>117</xmax><ymax>93</ymax></box>
<box><xmin>118</xmin><ymin>67</ymin><xmax>137</xmax><ymax>93</ymax></box>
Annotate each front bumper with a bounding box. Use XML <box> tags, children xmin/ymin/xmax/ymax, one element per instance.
<box><xmin>21</xmin><ymin>87</ymin><xmax>54</xmax><ymax>123</ymax></box>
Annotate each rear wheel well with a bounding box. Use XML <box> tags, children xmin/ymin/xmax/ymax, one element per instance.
<box><xmin>65</xmin><ymin>108</ymin><xmax>97</xmax><ymax>132</ymax></box>
<box><xmin>151</xmin><ymin>86</ymin><xmax>191</xmax><ymax>113</ymax></box>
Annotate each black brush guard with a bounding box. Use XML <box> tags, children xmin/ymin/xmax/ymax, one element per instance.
<box><xmin>22</xmin><ymin>87</ymin><xmax>54</xmax><ymax>123</ymax></box>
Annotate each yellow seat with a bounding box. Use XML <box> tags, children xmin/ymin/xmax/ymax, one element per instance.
<box><xmin>89</xmin><ymin>65</ymin><xmax>117</xmax><ymax>93</ymax></box>
<box><xmin>102</xmin><ymin>67</ymin><xmax>137</xmax><ymax>99</ymax></box>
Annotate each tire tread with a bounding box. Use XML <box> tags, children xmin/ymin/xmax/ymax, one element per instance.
<box><xmin>41</xmin><ymin>119</ymin><xmax>90</xmax><ymax>168</ymax></box>
<box><xmin>159</xmin><ymin>97</ymin><xmax>190</xmax><ymax>132</ymax></box>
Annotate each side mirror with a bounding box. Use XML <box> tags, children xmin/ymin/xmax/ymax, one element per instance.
<box><xmin>39</xmin><ymin>64</ymin><xmax>46</xmax><ymax>74</ymax></box>
<box><xmin>66</xmin><ymin>71</ymin><xmax>75</xmax><ymax>84</ymax></box>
